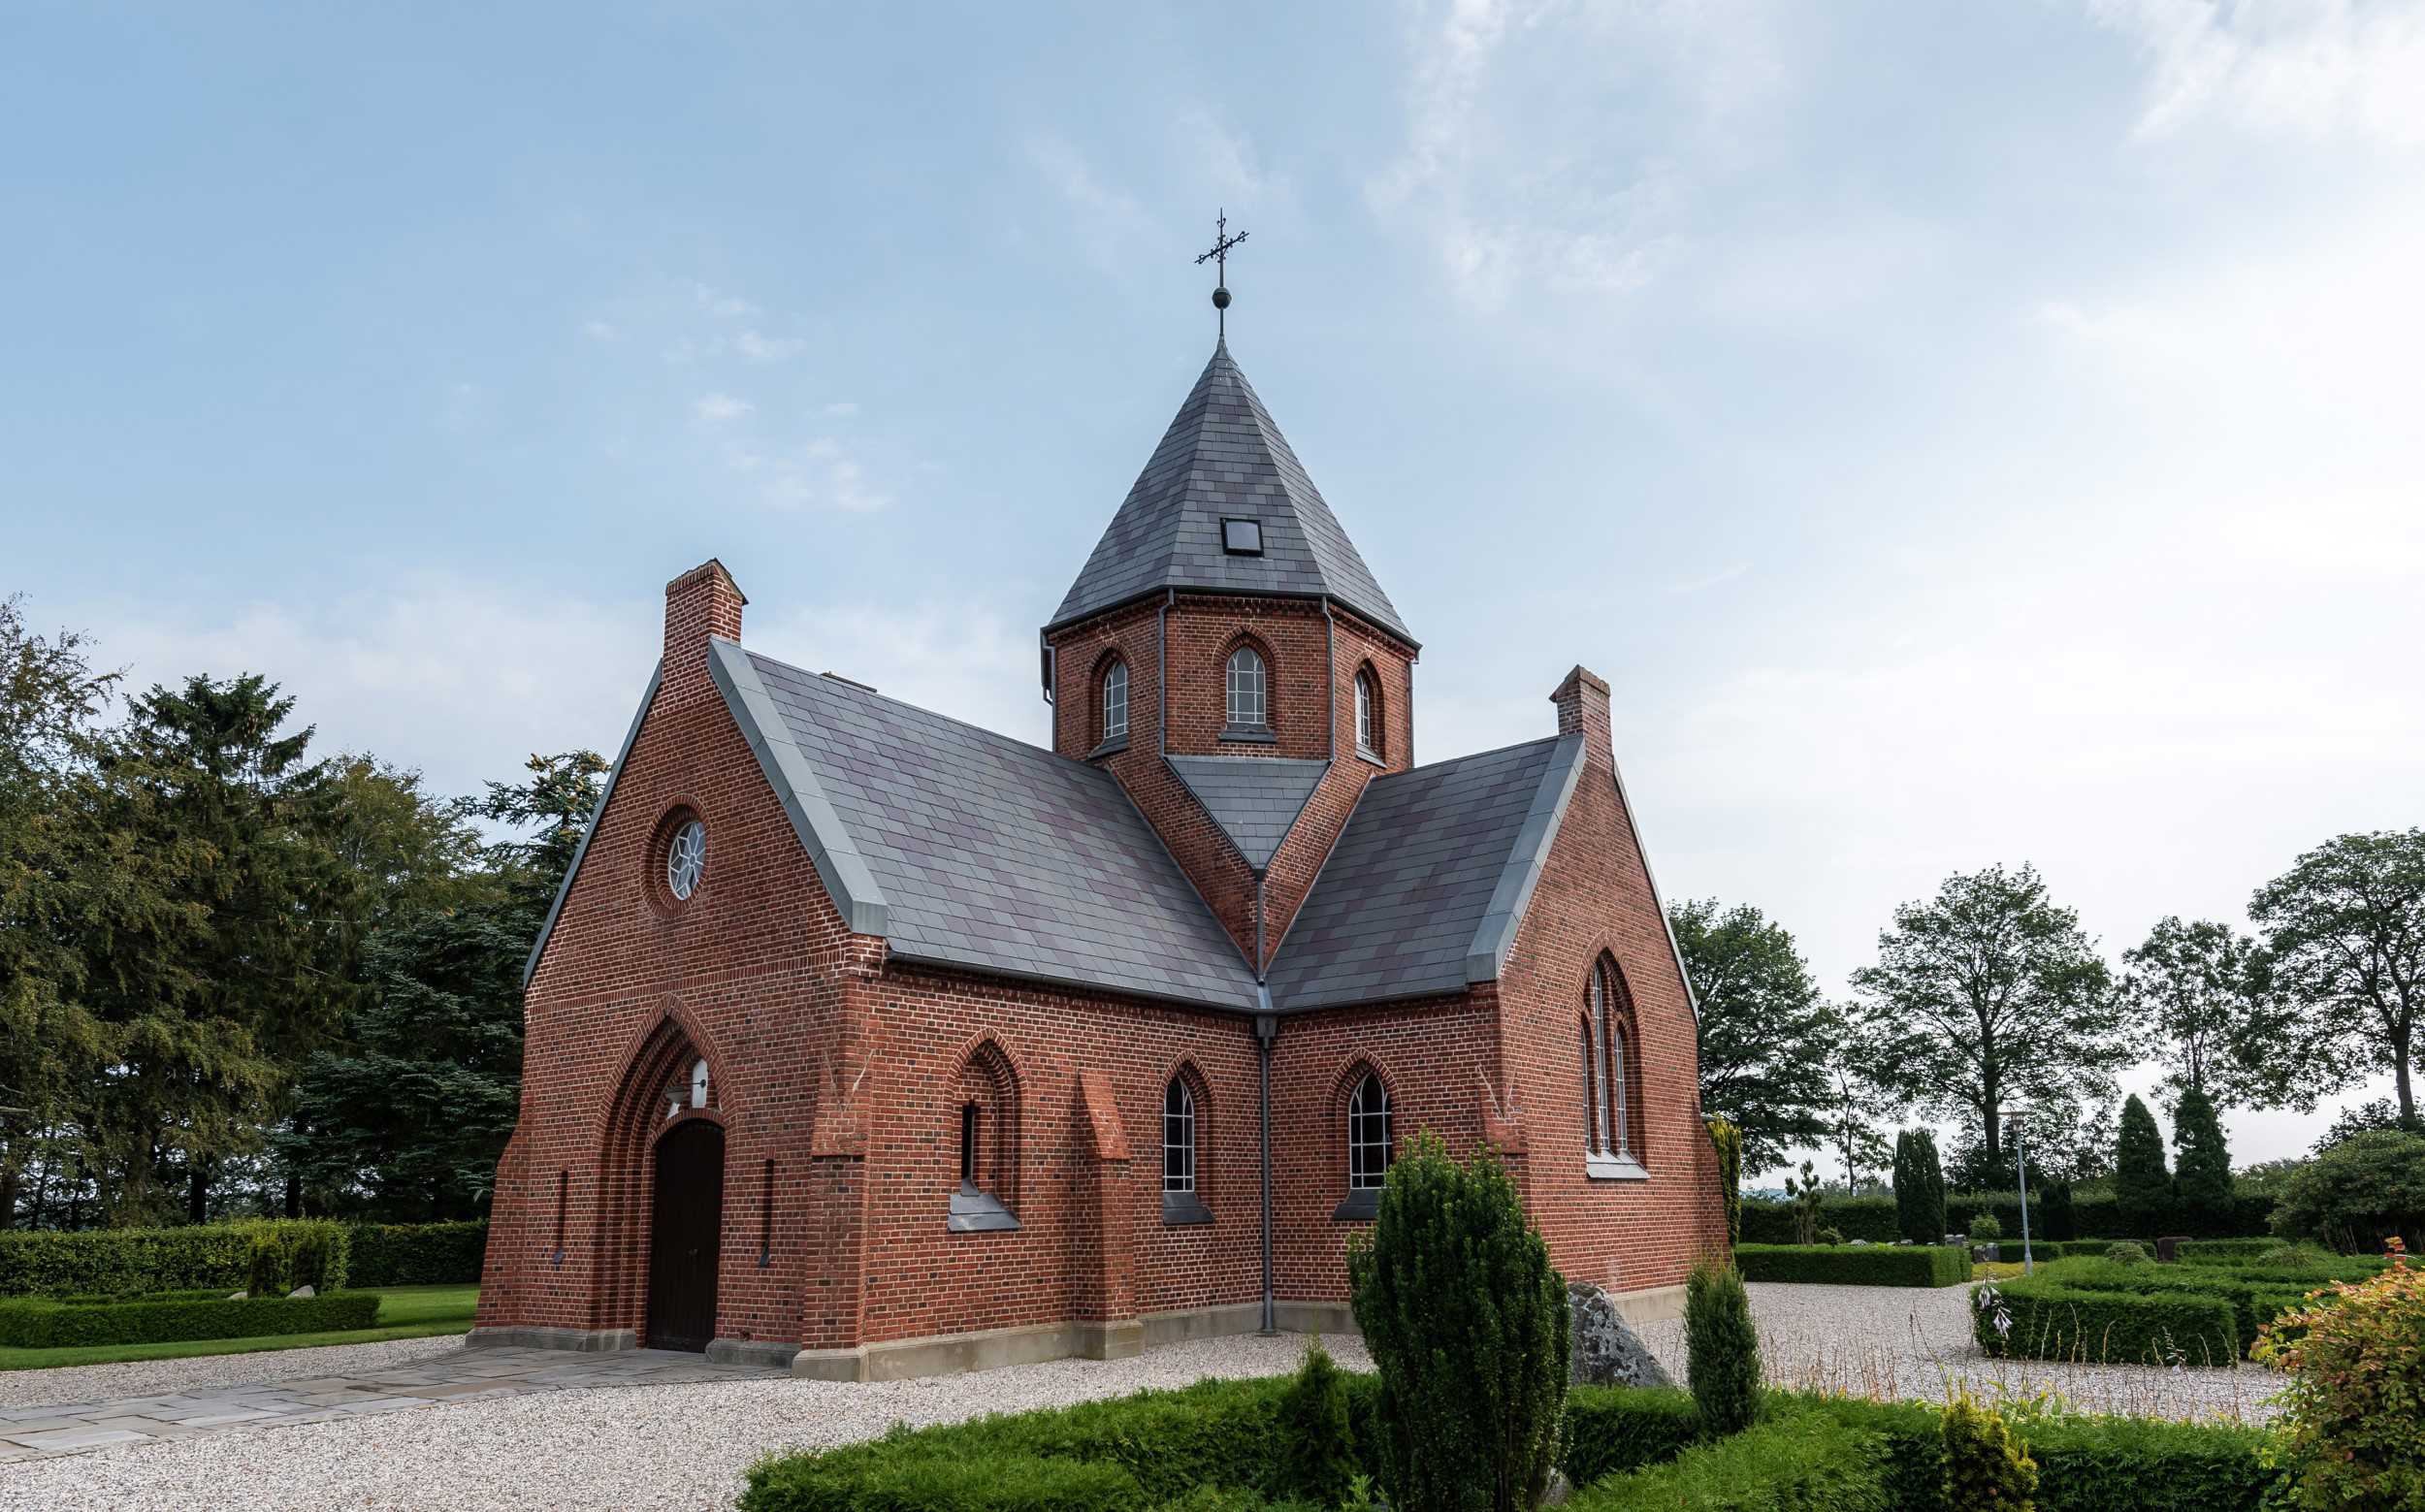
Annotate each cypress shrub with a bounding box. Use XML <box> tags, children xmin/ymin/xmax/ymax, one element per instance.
<box><xmin>2042</xmin><ymin>1179</ymin><xmax>2077</xmax><ymax>1242</ymax></box>
<box><xmin>1684</xmin><ymin>1259</ymin><xmax>1760</xmax><ymax>1436</ymax></box>
<box><xmin>1894</xmin><ymin>1131</ymin><xmax>1948</xmax><ymax>1242</ymax></box>
<box><xmin>1708</xmin><ymin>1120</ymin><xmax>1742</xmax><ymax>1248</ymax></box>
<box><xmin>1276</xmin><ymin>1339</ymin><xmax>1356</xmax><ymax>1508</ymax></box>
<box><xmin>2171</xmin><ymin>1088</ymin><xmax>2233</xmax><ymax>1235</ymax></box>
<box><xmin>2116</xmin><ymin>1096</ymin><xmax>2172</xmax><ymax>1239</ymax></box>
<box><xmin>1941</xmin><ymin>1388</ymin><xmax>2038</xmax><ymax>1510</ymax></box>
<box><xmin>1347</xmin><ymin>1133</ymin><xmax>1568</xmax><ymax>1512</ymax></box>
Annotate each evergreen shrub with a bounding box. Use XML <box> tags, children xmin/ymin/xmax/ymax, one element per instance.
<box><xmin>1971</xmin><ymin>1212</ymin><xmax>2003</xmax><ymax>1243</ymax></box>
<box><xmin>345</xmin><ymin>1220</ymin><xmax>487</xmax><ymax>1286</ymax></box>
<box><xmin>0</xmin><ymin>1218</ymin><xmax>472</xmax><ymax>1297</ymax></box>
<box><xmin>1347</xmin><ymin>1133</ymin><xmax>1568</xmax><ymax>1512</ymax></box>
<box><xmin>1568</xmin><ymin>1412</ymin><xmax>1888</xmax><ymax>1512</ymax></box>
<box><xmin>1684</xmin><ymin>1260</ymin><xmax>1760</xmax><ymax>1436</ymax></box>
<box><xmin>1941</xmin><ymin>1389</ymin><xmax>2037</xmax><ymax>1510</ymax></box>
<box><xmin>1708</xmin><ymin>1120</ymin><xmax>1742</xmax><ymax>1248</ymax></box>
<box><xmin>1275</xmin><ymin>1340</ymin><xmax>1355</xmax><ymax>1508</ymax></box>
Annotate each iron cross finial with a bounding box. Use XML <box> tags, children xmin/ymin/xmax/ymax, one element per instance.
<box><xmin>1194</xmin><ymin>209</ymin><xmax>1248</xmax><ymax>338</ymax></box>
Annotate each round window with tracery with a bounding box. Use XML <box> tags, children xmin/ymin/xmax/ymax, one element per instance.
<box><xmin>666</xmin><ymin>819</ymin><xmax>706</xmax><ymax>901</ymax></box>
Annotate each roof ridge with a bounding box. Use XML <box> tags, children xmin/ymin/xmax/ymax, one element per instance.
<box><xmin>741</xmin><ymin>643</ymin><xmax>1088</xmax><ymax>772</ymax></box>
<box><xmin>1372</xmin><ymin>731</ymin><xmax>1567</xmax><ymax>781</ymax></box>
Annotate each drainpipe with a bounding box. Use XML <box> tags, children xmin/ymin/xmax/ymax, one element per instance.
<box><xmin>1256</xmin><ymin>1001</ymin><xmax>1277</xmax><ymax>1335</ymax></box>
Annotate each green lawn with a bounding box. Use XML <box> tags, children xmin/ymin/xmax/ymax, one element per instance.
<box><xmin>0</xmin><ymin>1284</ymin><xmax>479</xmax><ymax>1372</ymax></box>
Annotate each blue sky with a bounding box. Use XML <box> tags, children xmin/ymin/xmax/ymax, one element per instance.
<box><xmin>9</xmin><ymin>1</ymin><xmax>2421</xmax><ymax>1172</ymax></box>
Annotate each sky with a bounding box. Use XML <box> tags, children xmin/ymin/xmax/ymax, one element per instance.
<box><xmin>7</xmin><ymin>1</ymin><xmax>2421</xmax><ymax>1177</ymax></box>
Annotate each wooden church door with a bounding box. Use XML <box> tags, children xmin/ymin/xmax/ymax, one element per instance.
<box><xmin>647</xmin><ymin>1119</ymin><xmax>725</xmax><ymax>1352</ymax></box>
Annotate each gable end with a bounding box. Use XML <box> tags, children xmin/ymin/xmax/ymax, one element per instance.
<box><xmin>522</xmin><ymin>660</ymin><xmax>663</xmax><ymax>990</ymax></box>
<box><xmin>1463</xmin><ymin>733</ymin><xmax>1589</xmax><ymax>984</ymax></box>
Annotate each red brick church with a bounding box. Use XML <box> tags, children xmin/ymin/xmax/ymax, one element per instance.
<box><xmin>470</xmin><ymin>334</ymin><xmax>1723</xmax><ymax>1378</ymax></box>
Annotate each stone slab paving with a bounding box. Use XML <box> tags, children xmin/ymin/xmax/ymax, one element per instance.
<box><xmin>0</xmin><ymin>1345</ymin><xmax>783</xmax><ymax>1463</ymax></box>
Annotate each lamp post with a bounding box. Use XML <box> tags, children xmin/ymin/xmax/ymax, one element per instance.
<box><xmin>2009</xmin><ymin>1106</ymin><xmax>2036</xmax><ymax>1276</ymax></box>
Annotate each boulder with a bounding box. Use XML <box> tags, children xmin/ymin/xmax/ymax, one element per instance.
<box><xmin>226</xmin><ymin>1290</ymin><xmax>247</xmax><ymax>1301</ymax></box>
<box><xmin>1567</xmin><ymin>1282</ymin><xmax>1674</xmax><ymax>1390</ymax></box>
<box><xmin>287</xmin><ymin>1284</ymin><xmax>315</xmax><ymax>1299</ymax></box>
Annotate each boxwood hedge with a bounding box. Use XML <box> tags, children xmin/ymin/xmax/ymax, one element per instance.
<box><xmin>0</xmin><ymin>1290</ymin><xmax>382</xmax><ymax>1349</ymax></box>
<box><xmin>1734</xmin><ymin>1243</ymin><xmax>1969</xmax><ymax>1287</ymax></box>
<box><xmin>0</xmin><ymin>1218</ymin><xmax>484</xmax><ymax>1298</ymax></box>
<box><xmin>1973</xmin><ymin>1278</ymin><xmax>2241</xmax><ymax>1366</ymax></box>
<box><xmin>741</xmin><ymin>1371</ymin><xmax>2285</xmax><ymax>1512</ymax></box>
<box><xmin>1741</xmin><ymin>1191</ymin><xmax>2277</xmax><ymax>1245</ymax></box>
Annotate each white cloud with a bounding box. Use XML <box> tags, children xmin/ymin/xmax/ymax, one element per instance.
<box><xmin>821</xmin><ymin>401</ymin><xmax>859</xmax><ymax>417</ymax></box>
<box><xmin>581</xmin><ymin>318</ymin><xmax>619</xmax><ymax>341</ymax></box>
<box><xmin>691</xmin><ymin>391</ymin><xmax>754</xmax><ymax>424</ymax></box>
<box><xmin>1025</xmin><ymin>133</ymin><xmax>1155</xmax><ymax>274</ymax></box>
<box><xmin>2088</xmin><ymin>0</ymin><xmax>2425</xmax><ymax>145</ymax></box>
<box><xmin>734</xmin><ymin>329</ymin><xmax>804</xmax><ymax>362</ymax></box>
<box><xmin>694</xmin><ymin>281</ymin><xmax>760</xmax><ymax>318</ymax></box>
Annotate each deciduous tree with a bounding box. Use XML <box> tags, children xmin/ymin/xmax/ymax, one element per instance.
<box><xmin>2123</xmin><ymin>916</ymin><xmax>2309</xmax><ymax>1111</ymax></box>
<box><xmin>1849</xmin><ymin>864</ymin><xmax>2136</xmax><ymax>1186</ymax></box>
<box><xmin>2251</xmin><ymin>829</ymin><xmax>2425</xmax><ymax>1127</ymax></box>
<box><xmin>1670</xmin><ymin>897</ymin><xmax>1837</xmax><ymax>1172</ymax></box>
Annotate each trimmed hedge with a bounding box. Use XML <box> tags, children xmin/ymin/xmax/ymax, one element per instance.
<box><xmin>1813</xmin><ymin>1396</ymin><xmax>2280</xmax><ymax>1511</ymax></box>
<box><xmin>0</xmin><ymin>1290</ymin><xmax>382</xmax><ymax>1349</ymax></box>
<box><xmin>346</xmin><ymin>1221</ymin><xmax>488</xmax><ymax>1287</ymax></box>
<box><xmin>0</xmin><ymin>1219</ymin><xmax>483</xmax><ymax>1298</ymax></box>
<box><xmin>1973</xmin><ymin>1278</ymin><xmax>2241</xmax><ymax>1366</ymax></box>
<box><xmin>1734</xmin><ymin>1243</ymin><xmax>1969</xmax><ymax>1287</ymax></box>
<box><xmin>1568</xmin><ymin>1411</ymin><xmax>1888</xmax><ymax>1512</ymax></box>
<box><xmin>743</xmin><ymin>1369</ymin><xmax>2288</xmax><ymax>1512</ymax></box>
<box><xmin>1742</xmin><ymin>1191</ymin><xmax>2277</xmax><ymax>1246</ymax></box>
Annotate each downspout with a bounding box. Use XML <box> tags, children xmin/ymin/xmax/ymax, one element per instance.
<box><xmin>1256</xmin><ymin>997</ymin><xmax>1277</xmax><ymax>1335</ymax></box>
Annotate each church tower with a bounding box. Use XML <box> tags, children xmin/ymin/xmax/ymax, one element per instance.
<box><xmin>1041</xmin><ymin>338</ymin><xmax>1419</xmax><ymax>972</ymax></box>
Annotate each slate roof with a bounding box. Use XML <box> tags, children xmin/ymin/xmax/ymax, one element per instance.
<box><xmin>1048</xmin><ymin>341</ymin><xmax>1412</xmax><ymax>643</ymax></box>
<box><xmin>1165</xmin><ymin>755</ymin><xmax>1331</xmax><ymax>873</ymax></box>
<box><xmin>720</xmin><ymin>645</ymin><xmax>1260</xmax><ymax>1011</ymax></box>
<box><xmin>1266</xmin><ymin>734</ymin><xmax>1588</xmax><ymax>1013</ymax></box>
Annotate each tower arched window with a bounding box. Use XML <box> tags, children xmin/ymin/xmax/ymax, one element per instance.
<box><xmin>1354</xmin><ymin>669</ymin><xmax>1377</xmax><ymax>756</ymax></box>
<box><xmin>1225</xmin><ymin>646</ymin><xmax>1267</xmax><ymax>729</ymax></box>
<box><xmin>1101</xmin><ymin>659</ymin><xmax>1129</xmax><ymax>741</ymax></box>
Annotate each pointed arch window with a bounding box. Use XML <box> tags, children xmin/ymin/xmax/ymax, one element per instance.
<box><xmin>1586</xmin><ymin>957</ymin><xmax>1649</xmax><ymax>1178</ymax></box>
<box><xmin>1102</xmin><ymin>659</ymin><xmax>1129</xmax><ymax>742</ymax></box>
<box><xmin>1162</xmin><ymin>1074</ymin><xmax>1213</xmax><ymax>1224</ymax></box>
<box><xmin>1349</xmin><ymin>1074</ymin><xmax>1391</xmax><ymax>1186</ymax></box>
<box><xmin>1225</xmin><ymin>646</ymin><xmax>1267</xmax><ymax>729</ymax></box>
<box><xmin>1354</xmin><ymin>670</ymin><xmax>1377</xmax><ymax>756</ymax></box>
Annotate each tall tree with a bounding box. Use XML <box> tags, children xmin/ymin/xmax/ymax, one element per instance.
<box><xmin>2122</xmin><ymin>916</ymin><xmax>2308</xmax><ymax>1110</ymax></box>
<box><xmin>1893</xmin><ymin>1129</ymin><xmax>1947</xmax><ymax>1243</ymax></box>
<box><xmin>1849</xmin><ymin>864</ymin><xmax>2136</xmax><ymax>1185</ymax></box>
<box><xmin>286</xmin><ymin>749</ymin><xmax>603</xmax><ymax>1219</ymax></box>
<box><xmin>82</xmin><ymin>675</ymin><xmax>351</xmax><ymax>1223</ymax></box>
<box><xmin>2249</xmin><ymin>829</ymin><xmax>2425</xmax><ymax>1126</ymax></box>
<box><xmin>0</xmin><ymin>598</ymin><xmax>122</xmax><ymax>1226</ymax></box>
<box><xmin>2171</xmin><ymin>1084</ymin><xmax>2233</xmax><ymax>1232</ymax></box>
<box><xmin>1822</xmin><ymin>1020</ymin><xmax>1894</xmax><ymax>1190</ymax></box>
<box><xmin>1669</xmin><ymin>898</ymin><xmax>1837</xmax><ymax>1173</ymax></box>
<box><xmin>2114</xmin><ymin>1093</ymin><xmax>2171</xmax><ymax>1238</ymax></box>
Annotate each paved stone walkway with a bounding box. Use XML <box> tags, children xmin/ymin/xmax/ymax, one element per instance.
<box><xmin>0</xmin><ymin>1346</ymin><xmax>784</xmax><ymax>1462</ymax></box>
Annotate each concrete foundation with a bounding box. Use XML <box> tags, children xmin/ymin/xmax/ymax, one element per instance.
<box><xmin>465</xmin><ymin>1326</ymin><xmax>638</xmax><ymax>1354</ymax></box>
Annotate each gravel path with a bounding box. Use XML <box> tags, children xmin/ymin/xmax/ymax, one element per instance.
<box><xmin>0</xmin><ymin>1283</ymin><xmax>2285</xmax><ymax>1510</ymax></box>
<box><xmin>0</xmin><ymin>1334</ymin><xmax>1374</xmax><ymax>1511</ymax></box>
<box><xmin>0</xmin><ymin>1335</ymin><xmax>467</xmax><ymax>1413</ymax></box>
<box><xmin>1639</xmin><ymin>1281</ymin><xmax>2286</xmax><ymax>1425</ymax></box>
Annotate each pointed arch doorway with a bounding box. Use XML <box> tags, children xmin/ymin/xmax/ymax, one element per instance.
<box><xmin>647</xmin><ymin>1118</ymin><xmax>725</xmax><ymax>1352</ymax></box>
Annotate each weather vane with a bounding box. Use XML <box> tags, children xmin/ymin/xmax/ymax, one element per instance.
<box><xmin>1195</xmin><ymin>209</ymin><xmax>1248</xmax><ymax>339</ymax></box>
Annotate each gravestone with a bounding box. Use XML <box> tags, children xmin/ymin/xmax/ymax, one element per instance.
<box><xmin>1567</xmin><ymin>1282</ymin><xmax>1673</xmax><ymax>1389</ymax></box>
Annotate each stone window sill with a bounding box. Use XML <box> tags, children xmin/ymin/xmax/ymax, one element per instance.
<box><xmin>1354</xmin><ymin>745</ymin><xmax>1385</xmax><ymax>768</ymax></box>
<box><xmin>1086</xmin><ymin>733</ymin><xmax>1130</xmax><ymax>759</ymax></box>
<box><xmin>1332</xmin><ymin>1189</ymin><xmax>1380</xmax><ymax>1222</ymax></box>
<box><xmin>1218</xmin><ymin>724</ymin><xmax>1277</xmax><ymax>745</ymax></box>
<box><xmin>1585</xmin><ymin>1153</ymin><xmax>1649</xmax><ymax>1181</ymax></box>
<box><xmin>948</xmin><ymin>1182</ymin><xmax>1021</xmax><ymax>1233</ymax></box>
<box><xmin>1161</xmin><ymin>1192</ymin><xmax>1212</xmax><ymax>1226</ymax></box>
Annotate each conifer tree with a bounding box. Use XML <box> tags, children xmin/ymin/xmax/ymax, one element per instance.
<box><xmin>1895</xmin><ymin>1129</ymin><xmax>1948</xmax><ymax>1242</ymax></box>
<box><xmin>2170</xmin><ymin>1085</ymin><xmax>2233</xmax><ymax>1235</ymax></box>
<box><xmin>1348</xmin><ymin>1134</ymin><xmax>1568</xmax><ymax>1512</ymax></box>
<box><xmin>2115</xmin><ymin>1095</ymin><xmax>2172</xmax><ymax>1238</ymax></box>
<box><xmin>1707</xmin><ymin>1119</ymin><xmax>1742</xmax><ymax>1247</ymax></box>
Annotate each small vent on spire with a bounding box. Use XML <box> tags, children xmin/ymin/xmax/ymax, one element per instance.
<box><xmin>1221</xmin><ymin>518</ymin><xmax>1263</xmax><ymax>556</ymax></box>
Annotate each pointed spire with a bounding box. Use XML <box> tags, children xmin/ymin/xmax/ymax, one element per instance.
<box><xmin>1048</xmin><ymin>343</ymin><xmax>1412</xmax><ymax>643</ymax></box>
